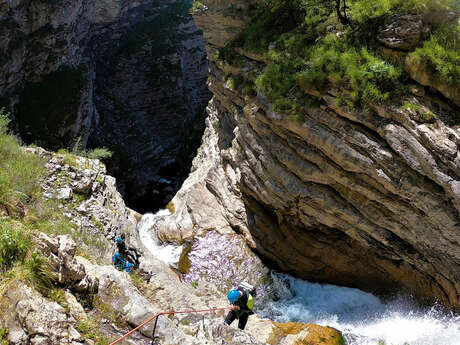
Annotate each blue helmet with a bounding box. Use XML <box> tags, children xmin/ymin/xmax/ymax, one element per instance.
<box><xmin>116</xmin><ymin>237</ymin><xmax>122</xmax><ymax>243</ymax></box>
<box><xmin>227</xmin><ymin>289</ymin><xmax>241</xmax><ymax>303</ymax></box>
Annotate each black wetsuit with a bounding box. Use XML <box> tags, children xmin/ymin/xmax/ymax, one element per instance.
<box><xmin>225</xmin><ymin>287</ymin><xmax>253</xmax><ymax>330</ymax></box>
<box><xmin>117</xmin><ymin>238</ymin><xmax>138</xmax><ymax>266</ymax></box>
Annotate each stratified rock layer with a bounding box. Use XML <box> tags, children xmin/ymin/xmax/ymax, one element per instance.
<box><xmin>155</xmin><ymin>4</ymin><xmax>460</xmax><ymax>308</ymax></box>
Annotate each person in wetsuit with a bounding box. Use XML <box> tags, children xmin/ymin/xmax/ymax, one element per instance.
<box><xmin>224</xmin><ymin>285</ymin><xmax>255</xmax><ymax>330</ymax></box>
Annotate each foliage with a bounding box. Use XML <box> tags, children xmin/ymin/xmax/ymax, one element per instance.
<box><xmin>350</xmin><ymin>0</ymin><xmax>460</xmax><ymax>22</ymax></box>
<box><xmin>0</xmin><ymin>223</ymin><xmax>54</xmax><ymax>296</ymax></box>
<box><xmin>23</xmin><ymin>250</ymin><xmax>54</xmax><ymax>295</ymax></box>
<box><xmin>0</xmin><ymin>220</ymin><xmax>30</xmax><ymax>272</ymax></box>
<box><xmin>255</xmin><ymin>59</ymin><xmax>311</xmax><ymax>114</ymax></box>
<box><xmin>86</xmin><ymin>148</ymin><xmax>113</xmax><ymax>160</ymax></box>
<box><xmin>190</xmin><ymin>1</ymin><xmax>206</xmax><ymax>13</ymax></box>
<box><xmin>77</xmin><ymin>318</ymin><xmax>110</xmax><ymax>345</ymax></box>
<box><xmin>408</xmin><ymin>22</ymin><xmax>460</xmax><ymax>84</ymax></box>
<box><xmin>16</xmin><ymin>65</ymin><xmax>88</xmax><ymax>149</ymax></box>
<box><xmin>402</xmin><ymin>102</ymin><xmax>437</xmax><ymax>123</ymax></box>
<box><xmin>48</xmin><ymin>288</ymin><xmax>70</xmax><ymax>312</ymax></box>
<box><xmin>0</xmin><ymin>326</ymin><xmax>8</xmax><ymax>345</ymax></box>
<box><xmin>296</xmin><ymin>34</ymin><xmax>404</xmax><ymax>103</ymax></box>
<box><xmin>130</xmin><ymin>271</ymin><xmax>146</xmax><ymax>291</ymax></box>
<box><xmin>0</xmin><ymin>111</ymin><xmax>45</xmax><ymax>206</ymax></box>
<box><xmin>68</xmin><ymin>137</ymin><xmax>113</xmax><ymax>161</ymax></box>
<box><xmin>218</xmin><ymin>0</ymin><xmax>458</xmax><ymax>117</ymax></box>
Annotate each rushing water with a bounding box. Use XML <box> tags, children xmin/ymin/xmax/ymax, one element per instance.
<box><xmin>258</xmin><ymin>273</ymin><xmax>460</xmax><ymax>345</ymax></box>
<box><xmin>138</xmin><ymin>210</ymin><xmax>183</xmax><ymax>266</ymax></box>
<box><xmin>138</xmin><ymin>214</ymin><xmax>460</xmax><ymax>345</ymax></box>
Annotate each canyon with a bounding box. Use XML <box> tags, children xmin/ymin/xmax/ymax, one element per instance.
<box><xmin>0</xmin><ymin>0</ymin><xmax>459</xmax><ymax>343</ymax></box>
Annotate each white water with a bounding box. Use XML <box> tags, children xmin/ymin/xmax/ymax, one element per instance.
<box><xmin>259</xmin><ymin>273</ymin><xmax>460</xmax><ymax>345</ymax></box>
<box><xmin>138</xmin><ymin>209</ymin><xmax>183</xmax><ymax>266</ymax></box>
<box><xmin>137</xmin><ymin>213</ymin><xmax>460</xmax><ymax>345</ymax></box>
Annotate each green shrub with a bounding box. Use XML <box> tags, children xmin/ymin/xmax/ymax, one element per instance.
<box><xmin>0</xmin><ymin>111</ymin><xmax>45</xmax><ymax>205</ymax></box>
<box><xmin>48</xmin><ymin>288</ymin><xmax>70</xmax><ymax>312</ymax></box>
<box><xmin>295</xmin><ymin>34</ymin><xmax>404</xmax><ymax>104</ymax></box>
<box><xmin>0</xmin><ymin>220</ymin><xmax>30</xmax><ymax>272</ymax></box>
<box><xmin>58</xmin><ymin>137</ymin><xmax>113</xmax><ymax>162</ymax></box>
<box><xmin>77</xmin><ymin>318</ymin><xmax>110</xmax><ymax>345</ymax></box>
<box><xmin>402</xmin><ymin>102</ymin><xmax>437</xmax><ymax>123</ymax></box>
<box><xmin>24</xmin><ymin>250</ymin><xmax>54</xmax><ymax>295</ymax></box>
<box><xmin>190</xmin><ymin>1</ymin><xmax>206</xmax><ymax>13</ymax></box>
<box><xmin>0</xmin><ymin>326</ymin><xmax>8</xmax><ymax>345</ymax></box>
<box><xmin>351</xmin><ymin>0</ymin><xmax>459</xmax><ymax>22</ymax></box>
<box><xmin>408</xmin><ymin>22</ymin><xmax>460</xmax><ymax>84</ymax></box>
<box><xmin>255</xmin><ymin>58</ymin><xmax>309</xmax><ymax>114</ymax></box>
<box><xmin>86</xmin><ymin>148</ymin><xmax>113</xmax><ymax>160</ymax></box>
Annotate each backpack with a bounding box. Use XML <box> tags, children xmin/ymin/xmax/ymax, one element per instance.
<box><xmin>238</xmin><ymin>282</ymin><xmax>256</xmax><ymax>296</ymax></box>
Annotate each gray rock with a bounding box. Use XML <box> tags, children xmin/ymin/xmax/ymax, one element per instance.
<box><xmin>1</xmin><ymin>286</ymin><xmax>85</xmax><ymax>345</ymax></box>
<box><xmin>377</xmin><ymin>14</ymin><xmax>429</xmax><ymax>51</ymax></box>
<box><xmin>56</xmin><ymin>187</ymin><xmax>73</xmax><ymax>200</ymax></box>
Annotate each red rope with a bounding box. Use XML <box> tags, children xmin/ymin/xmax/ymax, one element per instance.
<box><xmin>109</xmin><ymin>306</ymin><xmax>238</xmax><ymax>345</ymax></box>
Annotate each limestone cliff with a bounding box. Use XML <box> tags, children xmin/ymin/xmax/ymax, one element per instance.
<box><xmin>0</xmin><ymin>0</ymin><xmax>211</xmax><ymax>209</ymax></box>
<box><xmin>155</xmin><ymin>1</ymin><xmax>460</xmax><ymax>309</ymax></box>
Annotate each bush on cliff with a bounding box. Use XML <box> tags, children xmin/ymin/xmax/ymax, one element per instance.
<box><xmin>407</xmin><ymin>21</ymin><xmax>460</xmax><ymax>84</ymax></box>
<box><xmin>218</xmin><ymin>0</ymin><xmax>458</xmax><ymax>114</ymax></box>
<box><xmin>0</xmin><ymin>111</ymin><xmax>106</xmax><ymax>294</ymax></box>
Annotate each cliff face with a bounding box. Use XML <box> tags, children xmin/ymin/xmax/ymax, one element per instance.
<box><xmin>156</xmin><ymin>1</ymin><xmax>460</xmax><ymax>308</ymax></box>
<box><xmin>0</xmin><ymin>0</ymin><xmax>210</xmax><ymax>210</ymax></box>
<box><xmin>89</xmin><ymin>1</ymin><xmax>211</xmax><ymax>210</ymax></box>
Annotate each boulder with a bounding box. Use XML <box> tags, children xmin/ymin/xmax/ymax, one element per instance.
<box><xmin>0</xmin><ymin>285</ymin><xmax>84</xmax><ymax>345</ymax></box>
<box><xmin>377</xmin><ymin>14</ymin><xmax>430</xmax><ymax>51</ymax></box>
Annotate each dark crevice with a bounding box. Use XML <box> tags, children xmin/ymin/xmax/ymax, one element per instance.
<box><xmin>87</xmin><ymin>2</ymin><xmax>211</xmax><ymax>213</ymax></box>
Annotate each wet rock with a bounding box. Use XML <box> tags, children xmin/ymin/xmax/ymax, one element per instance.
<box><xmin>180</xmin><ymin>231</ymin><xmax>271</xmax><ymax>293</ymax></box>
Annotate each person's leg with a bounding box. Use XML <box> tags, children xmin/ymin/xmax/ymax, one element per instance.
<box><xmin>238</xmin><ymin>313</ymin><xmax>249</xmax><ymax>330</ymax></box>
<box><xmin>225</xmin><ymin>310</ymin><xmax>237</xmax><ymax>325</ymax></box>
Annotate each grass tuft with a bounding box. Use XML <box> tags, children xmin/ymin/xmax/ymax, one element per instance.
<box><xmin>408</xmin><ymin>22</ymin><xmax>460</xmax><ymax>84</ymax></box>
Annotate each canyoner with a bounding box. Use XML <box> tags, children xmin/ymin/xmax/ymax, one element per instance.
<box><xmin>114</xmin><ymin>233</ymin><xmax>141</xmax><ymax>270</ymax></box>
<box><xmin>225</xmin><ymin>282</ymin><xmax>257</xmax><ymax>330</ymax></box>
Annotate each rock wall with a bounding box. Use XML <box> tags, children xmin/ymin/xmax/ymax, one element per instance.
<box><xmin>0</xmin><ymin>0</ymin><xmax>211</xmax><ymax>210</ymax></box>
<box><xmin>90</xmin><ymin>1</ymin><xmax>211</xmax><ymax>210</ymax></box>
<box><xmin>155</xmin><ymin>2</ymin><xmax>460</xmax><ymax>309</ymax></box>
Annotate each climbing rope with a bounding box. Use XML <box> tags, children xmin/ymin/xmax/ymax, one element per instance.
<box><xmin>109</xmin><ymin>306</ymin><xmax>238</xmax><ymax>345</ymax></box>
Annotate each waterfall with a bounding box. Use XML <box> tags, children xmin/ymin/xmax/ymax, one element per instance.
<box><xmin>258</xmin><ymin>273</ymin><xmax>460</xmax><ymax>345</ymax></box>
<box><xmin>137</xmin><ymin>214</ymin><xmax>460</xmax><ymax>345</ymax></box>
<box><xmin>138</xmin><ymin>209</ymin><xmax>183</xmax><ymax>266</ymax></box>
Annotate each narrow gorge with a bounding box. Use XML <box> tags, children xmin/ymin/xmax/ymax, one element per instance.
<box><xmin>0</xmin><ymin>0</ymin><xmax>459</xmax><ymax>344</ymax></box>
<box><xmin>0</xmin><ymin>0</ymin><xmax>210</xmax><ymax>212</ymax></box>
